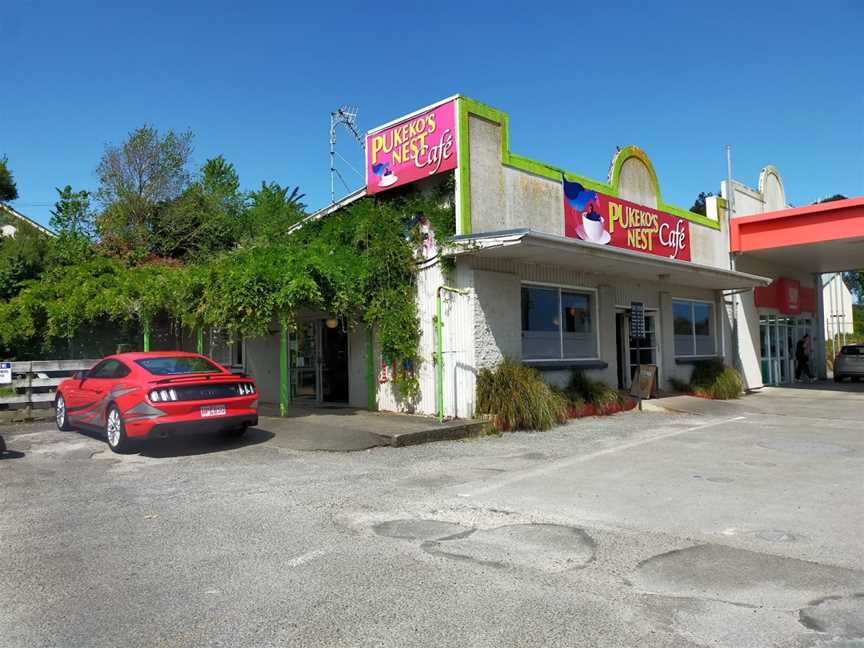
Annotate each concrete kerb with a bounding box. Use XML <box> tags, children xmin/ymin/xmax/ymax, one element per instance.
<box><xmin>253</xmin><ymin>409</ymin><xmax>492</xmax><ymax>452</ymax></box>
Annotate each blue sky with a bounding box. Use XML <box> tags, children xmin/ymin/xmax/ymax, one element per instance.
<box><xmin>3</xmin><ymin>0</ymin><xmax>862</xmax><ymax>227</ymax></box>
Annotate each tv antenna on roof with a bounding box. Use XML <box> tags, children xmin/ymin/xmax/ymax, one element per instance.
<box><xmin>330</xmin><ymin>105</ymin><xmax>365</xmax><ymax>204</ymax></box>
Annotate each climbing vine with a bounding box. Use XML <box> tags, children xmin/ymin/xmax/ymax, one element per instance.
<box><xmin>0</xmin><ymin>176</ymin><xmax>456</xmax><ymax>400</ymax></box>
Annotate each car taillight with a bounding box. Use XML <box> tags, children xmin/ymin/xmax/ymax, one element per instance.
<box><xmin>150</xmin><ymin>389</ymin><xmax>179</xmax><ymax>402</ymax></box>
<box><xmin>238</xmin><ymin>383</ymin><xmax>255</xmax><ymax>395</ymax></box>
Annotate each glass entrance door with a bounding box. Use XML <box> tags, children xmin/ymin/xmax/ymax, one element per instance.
<box><xmin>291</xmin><ymin>321</ymin><xmax>318</xmax><ymax>402</ymax></box>
<box><xmin>630</xmin><ymin>313</ymin><xmax>658</xmax><ymax>384</ymax></box>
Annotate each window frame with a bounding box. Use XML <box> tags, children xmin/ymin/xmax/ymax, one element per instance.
<box><xmin>521</xmin><ymin>281</ymin><xmax>600</xmax><ymax>362</ymax></box>
<box><xmin>672</xmin><ymin>297</ymin><xmax>717</xmax><ymax>358</ymax></box>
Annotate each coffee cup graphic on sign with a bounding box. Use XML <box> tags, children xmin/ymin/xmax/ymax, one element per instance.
<box><xmin>564</xmin><ymin>178</ymin><xmax>610</xmax><ymax>245</ymax></box>
<box><xmin>371</xmin><ymin>162</ymin><xmax>398</xmax><ymax>188</ymax></box>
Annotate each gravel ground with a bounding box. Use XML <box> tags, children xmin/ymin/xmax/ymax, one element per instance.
<box><xmin>1</xmin><ymin>394</ymin><xmax>862</xmax><ymax>647</ymax></box>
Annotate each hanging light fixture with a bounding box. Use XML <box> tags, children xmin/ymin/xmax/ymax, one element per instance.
<box><xmin>325</xmin><ymin>318</ymin><xmax>339</xmax><ymax>329</ymax></box>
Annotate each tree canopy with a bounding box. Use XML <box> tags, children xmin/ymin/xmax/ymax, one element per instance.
<box><xmin>0</xmin><ymin>156</ymin><xmax>19</xmax><ymax>202</ymax></box>
<box><xmin>0</xmin><ymin>123</ymin><xmax>457</xmax><ymax>397</ymax></box>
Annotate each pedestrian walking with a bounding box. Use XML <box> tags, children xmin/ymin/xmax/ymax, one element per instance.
<box><xmin>795</xmin><ymin>333</ymin><xmax>814</xmax><ymax>382</ymax></box>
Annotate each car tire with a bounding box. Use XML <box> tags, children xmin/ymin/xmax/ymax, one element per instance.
<box><xmin>224</xmin><ymin>424</ymin><xmax>248</xmax><ymax>438</ymax></box>
<box><xmin>105</xmin><ymin>405</ymin><xmax>133</xmax><ymax>454</ymax></box>
<box><xmin>55</xmin><ymin>394</ymin><xmax>74</xmax><ymax>431</ymax></box>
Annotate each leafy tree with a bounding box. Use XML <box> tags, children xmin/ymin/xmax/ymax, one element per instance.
<box><xmin>243</xmin><ymin>181</ymin><xmax>306</xmax><ymax>242</ymax></box>
<box><xmin>49</xmin><ymin>186</ymin><xmax>96</xmax><ymax>265</ymax></box>
<box><xmin>818</xmin><ymin>194</ymin><xmax>848</xmax><ymax>203</ymax></box>
<box><xmin>151</xmin><ymin>156</ymin><xmax>244</xmax><ymax>260</ymax></box>
<box><xmin>690</xmin><ymin>191</ymin><xmax>717</xmax><ymax>216</ymax></box>
<box><xmin>0</xmin><ymin>156</ymin><xmax>18</xmax><ymax>202</ymax></box>
<box><xmin>95</xmin><ymin>125</ymin><xmax>193</xmax><ymax>258</ymax></box>
<box><xmin>50</xmin><ymin>186</ymin><xmax>95</xmax><ymax>238</ymax></box>
<box><xmin>0</xmin><ymin>219</ymin><xmax>52</xmax><ymax>300</ymax></box>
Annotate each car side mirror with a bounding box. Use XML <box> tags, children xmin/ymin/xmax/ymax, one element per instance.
<box><xmin>73</xmin><ymin>370</ymin><xmax>88</xmax><ymax>381</ymax></box>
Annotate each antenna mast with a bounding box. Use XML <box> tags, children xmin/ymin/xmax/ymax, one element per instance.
<box><xmin>329</xmin><ymin>105</ymin><xmax>365</xmax><ymax>204</ymax></box>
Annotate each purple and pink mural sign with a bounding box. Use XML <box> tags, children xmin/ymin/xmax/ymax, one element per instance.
<box><xmin>366</xmin><ymin>100</ymin><xmax>457</xmax><ymax>195</ymax></box>
<box><xmin>563</xmin><ymin>178</ymin><xmax>692</xmax><ymax>261</ymax></box>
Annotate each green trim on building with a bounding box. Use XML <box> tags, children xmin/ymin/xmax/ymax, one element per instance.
<box><xmin>455</xmin><ymin>96</ymin><xmax>722</xmax><ymax>234</ymax></box>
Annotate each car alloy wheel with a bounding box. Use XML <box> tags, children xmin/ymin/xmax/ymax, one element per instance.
<box><xmin>55</xmin><ymin>394</ymin><xmax>72</xmax><ymax>431</ymax></box>
<box><xmin>106</xmin><ymin>408</ymin><xmax>122</xmax><ymax>447</ymax></box>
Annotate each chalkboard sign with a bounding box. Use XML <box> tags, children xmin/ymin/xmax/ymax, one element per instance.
<box><xmin>630</xmin><ymin>301</ymin><xmax>645</xmax><ymax>339</ymax></box>
<box><xmin>630</xmin><ymin>364</ymin><xmax>657</xmax><ymax>399</ymax></box>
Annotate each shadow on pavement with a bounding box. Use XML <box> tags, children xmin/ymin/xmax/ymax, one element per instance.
<box><xmin>0</xmin><ymin>449</ymin><xmax>26</xmax><ymax>460</ymax></box>
<box><xmin>136</xmin><ymin>427</ymin><xmax>275</xmax><ymax>458</ymax></box>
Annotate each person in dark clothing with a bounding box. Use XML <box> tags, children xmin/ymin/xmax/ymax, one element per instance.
<box><xmin>795</xmin><ymin>333</ymin><xmax>814</xmax><ymax>382</ymax></box>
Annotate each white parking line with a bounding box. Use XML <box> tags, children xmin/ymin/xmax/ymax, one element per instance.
<box><xmin>457</xmin><ymin>416</ymin><xmax>747</xmax><ymax>498</ymax></box>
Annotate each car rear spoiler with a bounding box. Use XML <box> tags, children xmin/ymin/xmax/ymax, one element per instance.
<box><xmin>150</xmin><ymin>374</ymin><xmax>251</xmax><ymax>385</ymax></box>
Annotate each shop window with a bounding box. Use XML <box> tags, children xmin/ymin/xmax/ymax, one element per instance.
<box><xmin>673</xmin><ymin>299</ymin><xmax>715</xmax><ymax>357</ymax></box>
<box><xmin>521</xmin><ymin>285</ymin><xmax>597</xmax><ymax>360</ymax></box>
<box><xmin>208</xmin><ymin>332</ymin><xmax>243</xmax><ymax>368</ymax></box>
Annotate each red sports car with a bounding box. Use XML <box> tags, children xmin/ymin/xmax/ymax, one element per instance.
<box><xmin>55</xmin><ymin>352</ymin><xmax>258</xmax><ymax>453</ymax></box>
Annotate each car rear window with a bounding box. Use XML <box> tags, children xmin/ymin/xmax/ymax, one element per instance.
<box><xmin>135</xmin><ymin>356</ymin><xmax>223</xmax><ymax>375</ymax></box>
<box><xmin>840</xmin><ymin>346</ymin><xmax>864</xmax><ymax>356</ymax></box>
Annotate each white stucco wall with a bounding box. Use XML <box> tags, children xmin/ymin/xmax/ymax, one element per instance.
<box><xmin>244</xmin><ymin>332</ymin><xmax>281</xmax><ymax>406</ymax></box>
<box><xmin>464</xmin><ymin>254</ymin><xmax>722</xmax><ymax>392</ymax></box>
<box><xmin>376</xmin><ymin>256</ymin><xmax>475</xmax><ymax>419</ymax></box>
<box><xmin>823</xmin><ymin>273</ymin><xmax>855</xmax><ymax>337</ymax></box>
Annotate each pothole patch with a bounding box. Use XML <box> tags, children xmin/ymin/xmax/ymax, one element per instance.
<box><xmin>633</xmin><ymin>544</ymin><xmax>864</xmax><ymax>609</ymax></box>
<box><xmin>799</xmin><ymin>594</ymin><xmax>864</xmax><ymax>639</ymax></box>
<box><xmin>757</xmin><ymin>440</ymin><xmax>852</xmax><ymax>456</ymax></box>
<box><xmin>372</xmin><ymin>519</ymin><xmax>472</xmax><ymax>541</ymax></box>
<box><xmin>423</xmin><ymin>523</ymin><xmax>596</xmax><ymax>573</ymax></box>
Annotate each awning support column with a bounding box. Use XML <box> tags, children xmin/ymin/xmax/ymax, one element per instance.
<box><xmin>814</xmin><ymin>273</ymin><xmax>828</xmax><ymax>380</ymax></box>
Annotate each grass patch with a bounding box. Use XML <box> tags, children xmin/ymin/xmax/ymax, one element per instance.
<box><xmin>476</xmin><ymin>359</ymin><xmax>569</xmax><ymax>432</ymax></box>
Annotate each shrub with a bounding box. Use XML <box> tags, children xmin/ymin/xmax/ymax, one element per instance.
<box><xmin>476</xmin><ymin>359</ymin><xmax>569</xmax><ymax>432</ymax></box>
<box><xmin>688</xmin><ymin>359</ymin><xmax>743</xmax><ymax>400</ymax></box>
<box><xmin>564</xmin><ymin>371</ymin><xmax>632</xmax><ymax>415</ymax></box>
<box><xmin>566</xmin><ymin>371</ymin><xmax>620</xmax><ymax>408</ymax></box>
<box><xmin>667</xmin><ymin>377</ymin><xmax>690</xmax><ymax>393</ymax></box>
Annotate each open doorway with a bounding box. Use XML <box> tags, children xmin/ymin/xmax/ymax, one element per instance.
<box><xmin>321</xmin><ymin>321</ymin><xmax>349</xmax><ymax>403</ymax></box>
<box><xmin>616</xmin><ymin>309</ymin><xmax>660</xmax><ymax>389</ymax></box>
<box><xmin>290</xmin><ymin>319</ymin><xmax>350</xmax><ymax>404</ymax></box>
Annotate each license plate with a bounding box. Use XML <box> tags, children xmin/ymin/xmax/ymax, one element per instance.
<box><xmin>201</xmin><ymin>405</ymin><xmax>226</xmax><ymax>418</ymax></box>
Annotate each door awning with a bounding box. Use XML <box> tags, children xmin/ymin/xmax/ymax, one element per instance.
<box><xmin>448</xmin><ymin>229</ymin><xmax>771</xmax><ymax>291</ymax></box>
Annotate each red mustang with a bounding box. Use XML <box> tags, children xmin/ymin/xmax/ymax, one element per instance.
<box><xmin>55</xmin><ymin>352</ymin><xmax>258</xmax><ymax>453</ymax></box>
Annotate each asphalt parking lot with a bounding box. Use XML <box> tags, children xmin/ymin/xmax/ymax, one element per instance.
<box><xmin>1</xmin><ymin>384</ymin><xmax>863</xmax><ymax>647</ymax></box>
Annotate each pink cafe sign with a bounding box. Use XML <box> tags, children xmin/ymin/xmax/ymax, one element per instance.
<box><xmin>366</xmin><ymin>99</ymin><xmax>457</xmax><ymax>194</ymax></box>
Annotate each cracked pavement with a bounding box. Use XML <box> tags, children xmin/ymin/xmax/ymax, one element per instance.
<box><xmin>1</xmin><ymin>386</ymin><xmax>863</xmax><ymax>647</ymax></box>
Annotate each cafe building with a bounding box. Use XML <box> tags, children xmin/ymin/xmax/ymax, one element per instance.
<box><xmin>362</xmin><ymin>96</ymin><xmax>771</xmax><ymax>418</ymax></box>
<box><xmin>240</xmin><ymin>95</ymin><xmax>862</xmax><ymax>418</ymax></box>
